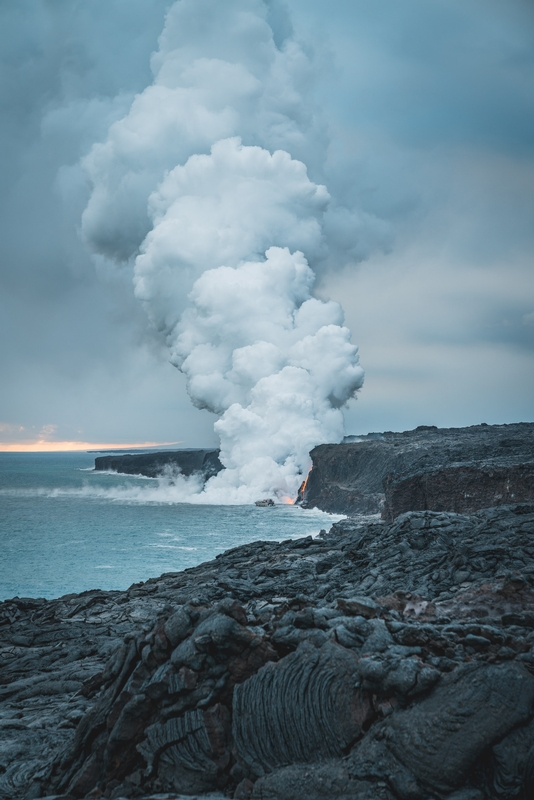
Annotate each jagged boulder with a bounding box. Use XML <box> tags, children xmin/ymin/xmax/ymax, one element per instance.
<box><xmin>349</xmin><ymin>661</ymin><xmax>534</xmax><ymax>796</ymax></box>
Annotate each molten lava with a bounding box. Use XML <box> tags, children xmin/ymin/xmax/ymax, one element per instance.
<box><xmin>297</xmin><ymin>468</ymin><xmax>312</xmax><ymax>504</ymax></box>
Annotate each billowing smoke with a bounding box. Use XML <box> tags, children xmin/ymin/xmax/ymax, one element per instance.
<box><xmin>81</xmin><ymin>0</ymin><xmax>367</xmax><ymax>503</ymax></box>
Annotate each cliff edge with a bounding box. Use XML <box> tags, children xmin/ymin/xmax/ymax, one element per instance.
<box><xmin>94</xmin><ymin>449</ymin><xmax>223</xmax><ymax>480</ymax></box>
<box><xmin>300</xmin><ymin>422</ymin><xmax>534</xmax><ymax>518</ymax></box>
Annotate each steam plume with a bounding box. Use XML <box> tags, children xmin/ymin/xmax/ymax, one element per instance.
<box><xmin>81</xmin><ymin>0</ymin><xmax>366</xmax><ymax>503</ymax></box>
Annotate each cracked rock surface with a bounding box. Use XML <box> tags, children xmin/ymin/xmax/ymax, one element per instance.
<box><xmin>1</xmin><ymin>504</ymin><xmax>534</xmax><ymax>800</ymax></box>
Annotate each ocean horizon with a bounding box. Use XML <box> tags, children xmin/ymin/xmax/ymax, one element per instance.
<box><xmin>0</xmin><ymin>451</ymin><xmax>342</xmax><ymax>602</ymax></box>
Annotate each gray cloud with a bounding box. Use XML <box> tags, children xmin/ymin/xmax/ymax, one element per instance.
<box><xmin>0</xmin><ymin>0</ymin><xmax>533</xmax><ymax>447</ymax></box>
<box><xmin>0</xmin><ymin>0</ymin><xmax>217</xmax><ymax>446</ymax></box>
<box><xmin>289</xmin><ymin>0</ymin><xmax>534</xmax><ymax>432</ymax></box>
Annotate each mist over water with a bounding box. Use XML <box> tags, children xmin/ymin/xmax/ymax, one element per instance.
<box><xmin>82</xmin><ymin>0</ymin><xmax>371</xmax><ymax>503</ymax></box>
<box><xmin>0</xmin><ymin>453</ymin><xmax>343</xmax><ymax>600</ymax></box>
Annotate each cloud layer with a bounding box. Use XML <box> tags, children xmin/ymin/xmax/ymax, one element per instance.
<box><xmin>0</xmin><ymin>0</ymin><xmax>532</xmax><ymax>451</ymax></box>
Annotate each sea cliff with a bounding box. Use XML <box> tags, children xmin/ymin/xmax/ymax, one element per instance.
<box><xmin>94</xmin><ymin>449</ymin><xmax>222</xmax><ymax>480</ymax></box>
<box><xmin>300</xmin><ymin>422</ymin><xmax>534</xmax><ymax>518</ymax></box>
<box><xmin>94</xmin><ymin>425</ymin><xmax>534</xmax><ymax>521</ymax></box>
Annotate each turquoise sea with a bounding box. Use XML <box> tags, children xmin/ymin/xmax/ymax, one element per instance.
<box><xmin>0</xmin><ymin>452</ymin><xmax>340</xmax><ymax>601</ymax></box>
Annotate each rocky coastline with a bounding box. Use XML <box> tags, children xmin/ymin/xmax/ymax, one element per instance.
<box><xmin>91</xmin><ymin>424</ymin><xmax>534</xmax><ymax>519</ymax></box>
<box><xmin>300</xmin><ymin>422</ymin><xmax>534</xmax><ymax>517</ymax></box>
<box><xmin>94</xmin><ymin>451</ymin><xmax>222</xmax><ymax>481</ymax></box>
<box><xmin>1</xmin><ymin>423</ymin><xmax>534</xmax><ymax>800</ymax></box>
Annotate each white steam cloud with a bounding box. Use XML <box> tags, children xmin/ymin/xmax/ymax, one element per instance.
<box><xmin>81</xmin><ymin>0</ymin><xmax>368</xmax><ymax>503</ymax></box>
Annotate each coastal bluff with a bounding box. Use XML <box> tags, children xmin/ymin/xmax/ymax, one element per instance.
<box><xmin>300</xmin><ymin>422</ymin><xmax>534</xmax><ymax>518</ymax></box>
<box><xmin>92</xmin><ymin>424</ymin><xmax>534</xmax><ymax>520</ymax></box>
<box><xmin>94</xmin><ymin>449</ymin><xmax>222</xmax><ymax>480</ymax></box>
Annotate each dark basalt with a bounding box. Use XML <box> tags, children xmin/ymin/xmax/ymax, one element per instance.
<box><xmin>2</xmin><ymin>503</ymin><xmax>534</xmax><ymax>800</ymax></box>
<box><xmin>233</xmin><ymin>641</ymin><xmax>370</xmax><ymax>776</ymax></box>
<box><xmin>94</xmin><ymin>449</ymin><xmax>223</xmax><ymax>480</ymax></box>
<box><xmin>299</xmin><ymin>422</ymin><xmax>534</xmax><ymax>517</ymax></box>
<box><xmin>382</xmin><ymin>461</ymin><xmax>534</xmax><ymax>522</ymax></box>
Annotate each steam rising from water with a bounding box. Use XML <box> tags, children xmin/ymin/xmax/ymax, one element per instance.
<box><xmin>81</xmin><ymin>0</ymin><xmax>368</xmax><ymax>503</ymax></box>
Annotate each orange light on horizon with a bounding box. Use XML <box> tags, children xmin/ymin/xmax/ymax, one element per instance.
<box><xmin>0</xmin><ymin>440</ymin><xmax>184</xmax><ymax>453</ymax></box>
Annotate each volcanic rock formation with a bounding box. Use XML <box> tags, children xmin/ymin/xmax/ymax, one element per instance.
<box><xmin>1</xmin><ymin>503</ymin><xmax>534</xmax><ymax>800</ymax></box>
<box><xmin>94</xmin><ymin>450</ymin><xmax>222</xmax><ymax>480</ymax></box>
<box><xmin>299</xmin><ymin>422</ymin><xmax>534</xmax><ymax>517</ymax></box>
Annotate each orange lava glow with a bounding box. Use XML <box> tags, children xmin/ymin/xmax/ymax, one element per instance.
<box><xmin>281</xmin><ymin>495</ymin><xmax>295</xmax><ymax>505</ymax></box>
<box><xmin>298</xmin><ymin>468</ymin><xmax>312</xmax><ymax>497</ymax></box>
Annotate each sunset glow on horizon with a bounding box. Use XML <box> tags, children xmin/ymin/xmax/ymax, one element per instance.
<box><xmin>0</xmin><ymin>440</ymin><xmax>183</xmax><ymax>453</ymax></box>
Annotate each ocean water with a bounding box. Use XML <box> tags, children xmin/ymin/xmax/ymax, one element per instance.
<box><xmin>0</xmin><ymin>452</ymin><xmax>341</xmax><ymax>601</ymax></box>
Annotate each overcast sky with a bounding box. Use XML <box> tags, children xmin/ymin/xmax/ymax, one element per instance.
<box><xmin>1</xmin><ymin>0</ymin><xmax>533</xmax><ymax>450</ymax></box>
